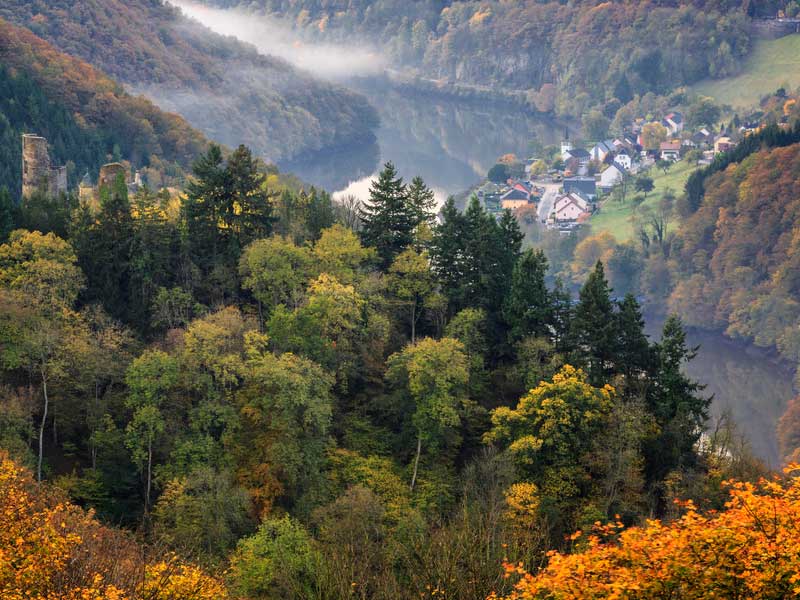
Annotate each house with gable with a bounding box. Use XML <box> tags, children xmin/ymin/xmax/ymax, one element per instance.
<box><xmin>590</xmin><ymin>140</ymin><xmax>616</xmax><ymax>163</ymax></box>
<box><xmin>662</xmin><ymin>111</ymin><xmax>684</xmax><ymax>135</ymax></box>
<box><xmin>500</xmin><ymin>186</ymin><xmax>532</xmax><ymax>211</ymax></box>
<box><xmin>598</xmin><ymin>162</ymin><xmax>626</xmax><ymax>191</ymax></box>
<box><xmin>552</xmin><ymin>192</ymin><xmax>591</xmax><ymax>224</ymax></box>
<box><xmin>660</xmin><ymin>141</ymin><xmax>681</xmax><ymax>161</ymax></box>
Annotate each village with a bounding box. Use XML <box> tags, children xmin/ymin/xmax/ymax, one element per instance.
<box><xmin>475</xmin><ymin>110</ymin><xmax>745</xmax><ymax>233</ymax></box>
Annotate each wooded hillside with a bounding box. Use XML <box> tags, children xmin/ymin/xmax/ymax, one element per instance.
<box><xmin>0</xmin><ymin>0</ymin><xmax>379</xmax><ymax>163</ymax></box>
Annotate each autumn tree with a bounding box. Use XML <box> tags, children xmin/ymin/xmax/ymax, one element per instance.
<box><xmin>485</xmin><ymin>365</ymin><xmax>614</xmax><ymax>502</ymax></box>
<box><xmin>386</xmin><ymin>338</ymin><xmax>469</xmax><ymax>491</ymax></box>
<box><xmin>388</xmin><ymin>248</ymin><xmax>435</xmax><ymax>343</ymax></box>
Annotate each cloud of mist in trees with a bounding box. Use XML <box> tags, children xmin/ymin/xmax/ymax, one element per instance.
<box><xmin>167</xmin><ymin>0</ymin><xmax>388</xmax><ymax>80</ymax></box>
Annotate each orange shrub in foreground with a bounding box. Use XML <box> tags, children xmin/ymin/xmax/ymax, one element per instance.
<box><xmin>493</xmin><ymin>467</ymin><xmax>800</xmax><ymax>599</ymax></box>
<box><xmin>0</xmin><ymin>453</ymin><xmax>227</xmax><ymax>599</ymax></box>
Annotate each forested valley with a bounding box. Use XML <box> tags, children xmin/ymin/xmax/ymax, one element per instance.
<box><xmin>4</xmin><ymin>1</ymin><xmax>800</xmax><ymax>598</ymax></box>
<box><xmin>2</xmin><ymin>141</ymin><xmax>796</xmax><ymax>597</ymax></box>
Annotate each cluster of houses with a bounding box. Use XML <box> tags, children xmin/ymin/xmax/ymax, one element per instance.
<box><xmin>476</xmin><ymin>179</ymin><xmax>544</xmax><ymax>215</ymax></box>
<box><xmin>475</xmin><ymin>109</ymin><xmax>745</xmax><ymax>232</ymax></box>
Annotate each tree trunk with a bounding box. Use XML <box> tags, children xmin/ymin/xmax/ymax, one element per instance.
<box><xmin>37</xmin><ymin>373</ymin><xmax>48</xmax><ymax>483</ymax></box>
<box><xmin>145</xmin><ymin>438</ymin><xmax>153</xmax><ymax>513</ymax></box>
<box><xmin>410</xmin><ymin>435</ymin><xmax>422</xmax><ymax>492</ymax></box>
<box><xmin>410</xmin><ymin>303</ymin><xmax>416</xmax><ymax>345</ymax></box>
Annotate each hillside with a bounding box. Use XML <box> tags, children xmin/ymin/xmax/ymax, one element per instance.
<box><xmin>0</xmin><ymin>0</ymin><xmax>379</xmax><ymax>163</ymax></box>
<box><xmin>692</xmin><ymin>34</ymin><xmax>800</xmax><ymax>107</ymax></box>
<box><xmin>0</xmin><ymin>18</ymin><xmax>210</xmax><ymax>198</ymax></box>
<box><xmin>206</xmin><ymin>0</ymin><xmax>754</xmax><ymax>118</ymax></box>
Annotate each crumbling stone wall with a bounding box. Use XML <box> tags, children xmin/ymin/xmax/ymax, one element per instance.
<box><xmin>21</xmin><ymin>133</ymin><xmax>68</xmax><ymax>198</ymax></box>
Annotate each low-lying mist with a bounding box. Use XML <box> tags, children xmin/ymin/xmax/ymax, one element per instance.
<box><xmin>167</xmin><ymin>0</ymin><xmax>388</xmax><ymax>80</ymax></box>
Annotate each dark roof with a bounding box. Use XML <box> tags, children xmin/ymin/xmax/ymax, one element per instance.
<box><xmin>563</xmin><ymin>177</ymin><xmax>596</xmax><ymax>196</ymax></box>
<box><xmin>501</xmin><ymin>188</ymin><xmax>530</xmax><ymax>201</ymax></box>
<box><xmin>566</xmin><ymin>148</ymin><xmax>591</xmax><ymax>159</ymax></box>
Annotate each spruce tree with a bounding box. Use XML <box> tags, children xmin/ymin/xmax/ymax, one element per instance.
<box><xmin>0</xmin><ymin>187</ymin><xmax>16</xmax><ymax>243</ymax></box>
<box><xmin>644</xmin><ymin>315</ymin><xmax>710</xmax><ymax>483</ymax></box>
<box><xmin>571</xmin><ymin>261</ymin><xmax>617</xmax><ymax>384</ymax></box>
<box><xmin>551</xmin><ymin>277</ymin><xmax>573</xmax><ymax>353</ymax></box>
<box><xmin>359</xmin><ymin>162</ymin><xmax>414</xmax><ymax>268</ymax></box>
<box><xmin>615</xmin><ymin>294</ymin><xmax>653</xmax><ymax>386</ymax></box>
<box><xmin>407</xmin><ymin>175</ymin><xmax>436</xmax><ymax>229</ymax></box>
<box><xmin>503</xmin><ymin>248</ymin><xmax>553</xmax><ymax>343</ymax></box>
<box><xmin>430</xmin><ymin>196</ymin><xmax>466</xmax><ymax>311</ymax></box>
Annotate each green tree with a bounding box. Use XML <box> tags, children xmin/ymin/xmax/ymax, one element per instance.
<box><xmin>487</xmin><ymin>163</ymin><xmax>510</xmax><ymax>183</ymax></box>
<box><xmin>124</xmin><ymin>349</ymin><xmax>179</xmax><ymax>511</ymax></box>
<box><xmin>571</xmin><ymin>261</ymin><xmax>617</xmax><ymax>384</ymax></box>
<box><xmin>503</xmin><ymin>248</ymin><xmax>553</xmax><ymax>343</ymax></box>
<box><xmin>359</xmin><ymin>162</ymin><xmax>415</xmax><ymax>268</ymax></box>
<box><xmin>645</xmin><ymin>316</ymin><xmax>710</xmax><ymax>482</ymax></box>
<box><xmin>615</xmin><ymin>294</ymin><xmax>653</xmax><ymax>387</ymax></box>
<box><xmin>386</xmin><ymin>338</ymin><xmax>469</xmax><ymax>492</ymax></box>
<box><xmin>583</xmin><ymin>109</ymin><xmax>611</xmax><ymax>141</ymax></box>
<box><xmin>634</xmin><ymin>175</ymin><xmax>655</xmax><ymax>198</ymax></box>
<box><xmin>229</xmin><ymin>516</ymin><xmax>320</xmax><ymax>599</ymax></box>
<box><xmin>388</xmin><ymin>248</ymin><xmax>435</xmax><ymax>344</ymax></box>
<box><xmin>406</xmin><ymin>175</ymin><xmax>436</xmax><ymax>231</ymax></box>
<box><xmin>239</xmin><ymin>236</ymin><xmax>312</xmax><ymax>321</ymax></box>
<box><xmin>0</xmin><ymin>187</ymin><xmax>16</xmax><ymax>243</ymax></box>
<box><xmin>234</xmin><ymin>342</ymin><xmax>334</xmax><ymax>513</ymax></box>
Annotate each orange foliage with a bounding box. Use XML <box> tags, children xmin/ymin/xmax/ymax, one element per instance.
<box><xmin>0</xmin><ymin>453</ymin><xmax>227</xmax><ymax>599</ymax></box>
<box><xmin>492</xmin><ymin>467</ymin><xmax>800</xmax><ymax>599</ymax></box>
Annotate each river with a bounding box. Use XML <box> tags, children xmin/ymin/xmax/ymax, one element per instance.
<box><xmin>170</xmin><ymin>0</ymin><xmax>794</xmax><ymax>467</ymax></box>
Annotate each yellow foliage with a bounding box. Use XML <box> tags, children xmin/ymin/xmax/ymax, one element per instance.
<box><xmin>494</xmin><ymin>466</ymin><xmax>800</xmax><ymax>599</ymax></box>
<box><xmin>0</xmin><ymin>453</ymin><xmax>227</xmax><ymax>599</ymax></box>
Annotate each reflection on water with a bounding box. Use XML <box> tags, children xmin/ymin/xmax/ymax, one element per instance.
<box><xmin>284</xmin><ymin>81</ymin><xmax>563</xmax><ymax>200</ymax></box>
<box><xmin>647</xmin><ymin>318</ymin><xmax>794</xmax><ymax>467</ymax></box>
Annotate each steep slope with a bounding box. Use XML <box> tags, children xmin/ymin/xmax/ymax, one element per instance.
<box><xmin>0</xmin><ymin>18</ymin><xmax>210</xmax><ymax>198</ymax></box>
<box><xmin>0</xmin><ymin>0</ymin><xmax>378</xmax><ymax>163</ymax></box>
<box><xmin>669</xmin><ymin>140</ymin><xmax>800</xmax><ymax>362</ymax></box>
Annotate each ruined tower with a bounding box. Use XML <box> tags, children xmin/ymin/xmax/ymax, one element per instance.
<box><xmin>98</xmin><ymin>162</ymin><xmax>128</xmax><ymax>192</ymax></box>
<box><xmin>21</xmin><ymin>134</ymin><xmax>68</xmax><ymax>198</ymax></box>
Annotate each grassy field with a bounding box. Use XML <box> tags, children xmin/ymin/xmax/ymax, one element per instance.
<box><xmin>691</xmin><ymin>34</ymin><xmax>800</xmax><ymax>108</ymax></box>
<box><xmin>589</xmin><ymin>159</ymin><xmax>698</xmax><ymax>242</ymax></box>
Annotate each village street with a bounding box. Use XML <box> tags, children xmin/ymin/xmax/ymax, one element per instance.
<box><xmin>536</xmin><ymin>183</ymin><xmax>560</xmax><ymax>225</ymax></box>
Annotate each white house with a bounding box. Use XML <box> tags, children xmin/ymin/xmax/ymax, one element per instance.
<box><xmin>553</xmin><ymin>193</ymin><xmax>589</xmax><ymax>222</ymax></box>
<box><xmin>614</xmin><ymin>150</ymin><xmax>633</xmax><ymax>171</ymax></box>
<box><xmin>660</xmin><ymin>141</ymin><xmax>681</xmax><ymax>161</ymax></box>
<box><xmin>598</xmin><ymin>163</ymin><xmax>625</xmax><ymax>190</ymax></box>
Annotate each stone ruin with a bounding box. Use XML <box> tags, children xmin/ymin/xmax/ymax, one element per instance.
<box><xmin>21</xmin><ymin>133</ymin><xmax>68</xmax><ymax>198</ymax></box>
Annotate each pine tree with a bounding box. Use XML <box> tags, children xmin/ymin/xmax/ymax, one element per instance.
<box><xmin>225</xmin><ymin>144</ymin><xmax>275</xmax><ymax>252</ymax></box>
<box><xmin>503</xmin><ymin>248</ymin><xmax>553</xmax><ymax>343</ymax></box>
<box><xmin>406</xmin><ymin>175</ymin><xmax>436</xmax><ymax>229</ymax></box>
<box><xmin>359</xmin><ymin>162</ymin><xmax>415</xmax><ymax>268</ymax></box>
<box><xmin>644</xmin><ymin>315</ymin><xmax>710</xmax><ymax>483</ymax></box>
<box><xmin>571</xmin><ymin>261</ymin><xmax>617</xmax><ymax>384</ymax></box>
<box><xmin>306</xmin><ymin>188</ymin><xmax>336</xmax><ymax>241</ymax></box>
<box><xmin>551</xmin><ymin>277</ymin><xmax>573</xmax><ymax>353</ymax></box>
<box><xmin>615</xmin><ymin>294</ymin><xmax>653</xmax><ymax>387</ymax></box>
<box><xmin>430</xmin><ymin>196</ymin><xmax>466</xmax><ymax>311</ymax></box>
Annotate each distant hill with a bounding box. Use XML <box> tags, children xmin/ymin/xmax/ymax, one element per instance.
<box><xmin>0</xmin><ymin>0</ymin><xmax>379</xmax><ymax>163</ymax></box>
<box><xmin>0</xmin><ymin>18</ymin><xmax>210</xmax><ymax>199</ymax></box>
<box><xmin>691</xmin><ymin>34</ymin><xmax>800</xmax><ymax>108</ymax></box>
<box><xmin>205</xmin><ymin>0</ymin><xmax>755</xmax><ymax>118</ymax></box>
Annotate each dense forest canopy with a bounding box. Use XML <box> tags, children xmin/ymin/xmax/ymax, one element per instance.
<box><xmin>0</xmin><ymin>0</ymin><xmax>379</xmax><ymax>163</ymax></box>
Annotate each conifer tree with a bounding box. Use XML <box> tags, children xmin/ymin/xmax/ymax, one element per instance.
<box><xmin>503</xmin><ymin>248</ymin><xmax>553</xmax><ymax>343</ymax></box>
<box><xmin>407</xmin><ymin>175</ymin><xmax>436</xmax><ymax>229</ymax></box>
<box><xmin>430</xmin><ymin>196</ymin><xmax>466</xmax><ymax>311</ymax></box>
<box><xmin>359</xmin><ymin>162</ymin><xmax>415</xmax><ymax>268</ymax></box>
<box><xmin>571</xmin><ymin>261</ymin><xmax>617</xmax><ymax>384</ymax></box>
<box><xmin>615</xmin><ymin>294</ymin><xmax>653</xmax><ymax>388</ymax></box>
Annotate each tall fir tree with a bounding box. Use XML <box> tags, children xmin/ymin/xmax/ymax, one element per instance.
<box><xmin>407</xmin><ymin>175</ymin><xmax>436</xmax><ymax>229</ymax></box>
<box><xmin>644</xmin><ymin>315</ymin><xmax>710</xmax><ymax>484</ymax></box>
<box><xmin>359</xmin><ymin>162</ymin><xmax>415</xmax><ymax>268</ymax></box>
<box><xmin>615</xmin><ymin>293</ymin><xmax>654</xmax><ymax>390</ymax></box>
<box><xmin>430</xmin><ymin>196</ymin><xmax>466</xmax><ymax>311</ymax></box>
<box><xmin>571</xmin><ymin>261</ymin><xmax>617</xmax><ymax>384</ymax></box>
<box><xmin>503</xmin><ymin>248</ymin><xmax>553</xmax><ymax>343</ymax></box>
